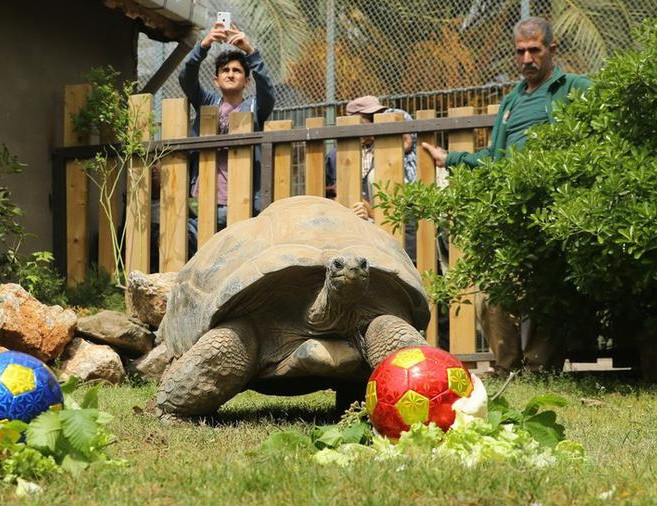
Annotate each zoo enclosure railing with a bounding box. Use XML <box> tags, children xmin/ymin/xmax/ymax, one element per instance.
<box><xmin>53</xmin><ymin>85</ymin><xmax>500</xmax><ymax>366</ymax></box>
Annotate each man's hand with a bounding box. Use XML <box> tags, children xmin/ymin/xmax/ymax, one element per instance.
<box><xmin>201</xmin><ymin>22</ymin><xmax>230</xmax><ymax>48</ymax></box>
<box><xmin>421</xmin><ymin>142</ymin><xmax>448</xmax><ymax>168</ymax></box>
<box><xmin>226</xmin><ymin>24</ymin><xmax>255</xmax><ymax>55</ymax></box>
<box><xmin>352</xmin><ymin>200</ymin><xmax>373</xmax><ymax>221</ymax></box>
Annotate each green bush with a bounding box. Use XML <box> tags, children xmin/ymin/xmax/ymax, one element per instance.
<box><xmin>0</xmin><ymin>145</ymin><xmax>69</xmax><ymax>305</ymax></box>
<box><xmin>14</xmin><ymin>251</ymin><xmax>68</xmax><ymax>306</ymax></box>
<box><xmin>378</xmin><ymin>20</ymin><xmax>657</xmax><ymax>348</ymax></box>
<box><xmin>0</xmin><ymin>144</ymin><xmax>26</xmax><ymax>272</ymax></box>
<box><xmin>66</xmin><ymin>265</ymin><xmax>125</xmax><ymax>313</ymax></box>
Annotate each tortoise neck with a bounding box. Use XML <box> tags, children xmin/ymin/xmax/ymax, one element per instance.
<box><xmin>307</xmin><ymin>277</ymin><xmax>364</xmax><ymax>332</ymax></box>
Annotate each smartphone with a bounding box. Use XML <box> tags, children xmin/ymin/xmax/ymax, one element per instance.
<box><xmin>216</xmin><ymin>11</ymin><xmax>231</xmax><ymax>29</ymax></box>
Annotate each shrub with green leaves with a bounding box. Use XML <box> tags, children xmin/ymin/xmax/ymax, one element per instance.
<box><xmin>0</xmin><ymin>144</ymin><xmax>26</xmax><ymax>279</ymax></box>
<box><xmin>66</xmin><ymin>265</ymin><xmax>125</xmax><ymax>313</ymax></box>
<box><xmin>378</xmin><ymin>20</ymin><xmax>657</xmax><ymax>349</ymax></box>
<box><xmin>0</xmin><ymin>378</ymin><xmax>125</xmax><ymax>488</ymax></box>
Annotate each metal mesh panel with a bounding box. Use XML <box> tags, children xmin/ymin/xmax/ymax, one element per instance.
<box><xmin>138</xmin><ymin>0</ymin><xmax>655</xmax><ymax>123</ymax></box>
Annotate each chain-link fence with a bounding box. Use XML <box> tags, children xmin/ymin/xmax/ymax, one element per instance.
<box><xmin>138</xmin><ymin>0</ymin><xmax>655</xmax><ymax>124</ymax></box>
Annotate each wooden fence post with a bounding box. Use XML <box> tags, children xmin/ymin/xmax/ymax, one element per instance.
<box><xmin>160</xmin><ymin>98</ymin><xmax>188</xmax><ymax>272</ymax></box>
<box><xmin>415</xmin><ymin>109</ymin><xmax>439</xmax><ymax>347</ymax></box>
<box><xmin>335</xmin><ymin>115</ymin><xmax>362</xmax><ymax>208</ymax></box>
<box><xmin>64</xmin><ymin>84</ymin><xmax>91</xmax><ymax>286</ymax></box>
<box><xmin>447</xmin><ymin>106</ymin><xmax>477</xmax><ymax>354</ymax></box>
<box><xmin>485</xmin><ymin>104</ymin><xmax>500</xmax><ymax>147</ymax></box>
<box><xmin>227</xmin><ymin>112</ymin><xmax>254</xmax><ymax>225</ymax></box>
<box><xmin>305</xmin><ymin>117</ymin><xmax>325</xmax><ymax>197</ymax></box>
<box><xmin>197</xmin><ymin>106</ymin><xmax>218</xmax><ymax>247</ymax></box>
<box><xmin>373</xmin><ymin>112</ymin><xmax>404</xmax><ymax>244</ymax></box>
<box><xmin>264</xmin><ymin>120</ymin><xmax>294</xmax><ymax>201</ymax></box>
<box><xmin>125</xmin><ymin>93</ymin><xmax>153</xmax><ymax>275</ymax></box>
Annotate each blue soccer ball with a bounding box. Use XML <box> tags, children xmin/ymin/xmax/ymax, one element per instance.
<box><xmin>0</xmin><ymin>350</ymin><xmax>64</xmax><ymax>423</ymax></box>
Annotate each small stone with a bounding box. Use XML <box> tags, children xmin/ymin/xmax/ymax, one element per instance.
<box><xmin>76</xmin><ymin>310</ymin><xmax>155</xmax><ymax>356</ymax></box>
<box><xmin>126</xmin><ymin>343</ymin><xmax>170</xmax><ymax>381</ymax></box>
<box><xmin>125</xmin><ymin>271</ymin><xmax>177</xmax><ymax>329</ymax></box>
<box><xmin>59</xmin><ymin>338</ymin><xmax>125</xmax><ymax>384</ymax></box>
<box><xmin>0</xmin><ymin>283</ymin><xmax>76</xmax><ymax>362</ymax></box>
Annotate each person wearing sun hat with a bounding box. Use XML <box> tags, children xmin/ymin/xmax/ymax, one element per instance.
<box><xmin>325</xmin><ymin>95</ymin><xmax>418</xmax><ymax>261</ymax></box>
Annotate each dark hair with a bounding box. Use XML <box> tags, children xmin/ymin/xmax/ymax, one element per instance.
<box><xmin>214</xmin><ymin>49</ymin><xmax>250</xmax><ymax>78</ymax></box>
<box><xmin>513</xmin><ymin>16</ymin><xmax>554</xmax><ymax>46</ymax></box>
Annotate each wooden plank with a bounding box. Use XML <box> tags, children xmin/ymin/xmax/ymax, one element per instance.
<box><xmin>305</xmin><ymin>117</ymin><xmax>325</xmax><ymax>197</ymax></box>
<box><xmin>160</xmin><ymin>97</ymin><xmax>188</xmax><ymax>272</ymax></box>
<box><xmin>125</xmin><ymin>94</ymin><xmax>153</xmax><ymax>275</ymax></box>
<box><xmin>447</xmin><ymin>106</ymin><xmax>476</xmax><ymax>354</ymax></box>
<box><xmin>485</xmin><ymin>104</ymin><xmax>500</xmax><ymax>146</ymax></box>
<box><xmin>372</xmin><ymin>111</ymin><xmax>404</xmax><ymax>244</ymax></box>
<box><xmin>335</xmin><ymin>115</ymin><xmax>362</xmax><ymax>208</ymax></box>
<box><xmin>265</xmin><ymin>120</ymin><xmax>294</xmax><ymax>201</ymax></box>
<box><xmin>64</xmin><ymin>84</ymin><xmax>91</xmax><ymax>286</ymax></box>
<box><xmin>415</xmin><ymin>109</ymin><xmax>438</xmax><ymax>347</ymax></box>
<box><xmin>198</xmin><ymin>105</ymin><xmax>218</xmax><ymax>247</ymax></box>
<box><xmin>227</xmin><ymin>112</ymin><xmax>254</xmax><ymax>225</ymax></box>
<box><xmin>65</xmin><ymin>161</ymin><xmax>89</xmax><ymax>286</ymax></box>
<box><xmin>56</xmin><ymin>115</ymin><xmax>499</xmax><ymax>160</ymax></box>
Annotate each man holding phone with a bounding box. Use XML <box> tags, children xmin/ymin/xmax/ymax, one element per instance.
<box><xmin>179</xmin><ymin>17</ymin><xmax>275</xmax><ymax>242</ymax></box>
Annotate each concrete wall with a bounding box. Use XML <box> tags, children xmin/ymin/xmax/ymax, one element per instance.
<box><xmin>0</xmin><ymin>1</ymin><xmax>137</xmax><ymax>258</ymax></box>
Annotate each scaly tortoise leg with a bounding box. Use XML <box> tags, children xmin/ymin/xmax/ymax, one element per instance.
<box><xmin>157</xmin><ymin>323</ymin><xmax>257</xmax><ymax>416</ymax></box>
<box><xmin>363</xmin><ymin>315</ymin><xmax>427</xmax><ymax>367</ymax></box>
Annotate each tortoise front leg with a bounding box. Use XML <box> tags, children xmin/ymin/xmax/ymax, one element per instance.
<box><xmin>157</xmin><ymin>322</ymin><xmax>257</xmax><ymax>416</ymax></box>
<box><xmin>363</xmin><ymin>315</ymin><xmax>427</xmax><ymax>367</ymax></box>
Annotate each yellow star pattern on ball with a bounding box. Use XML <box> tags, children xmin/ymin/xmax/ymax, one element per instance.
<box><xmin>395</xmin><ymin>390</ymin><xmax>429</xmax><ymax>426</ymax></box>
<box><xmin>391</xmin><ymin>348</ymin><xmax>426</xmax><ymax>369</ymax></box>
<box><xmin>447</xmin><ymin>367</ymin><xmax>473</xmax><ymax>397</ymax></box>
<box><xmin>365</xmin><ymin>381</ymin><xmax>378</xmax><ymax>414</ymax></box>
<box><xmin>0</xmin><ymin>364</ymin><xmax>36</xmax><ymax>396</ymax></box>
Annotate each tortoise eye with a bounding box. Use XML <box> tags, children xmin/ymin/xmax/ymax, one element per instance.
<box><xmin>360</xmin><ymin>259</ymin><xmax>368</xmax><ymax>270</ymax></box>
<box><xmin>332</xmin><ymin>258</ymin><xmax>344</xmax><ymax>269</ymax></box>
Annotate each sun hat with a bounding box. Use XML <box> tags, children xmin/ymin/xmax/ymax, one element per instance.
<box><xmin>346</xmin><ymin>95</ymin><xmax>388</xmax><ymax>115</ymax></box>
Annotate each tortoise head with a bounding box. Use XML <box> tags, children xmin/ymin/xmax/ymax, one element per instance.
<box><xmin>325</xmin><ymin>254</ymin><xmax>370</xmax><ymax>303</ymax></box>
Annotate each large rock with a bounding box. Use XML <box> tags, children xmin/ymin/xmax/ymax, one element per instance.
<box><xmin>127</xmin><ymin>343</ymin><xmax>170</xmax><ymax>381</ymax></box>
<box><xmin>0</xmin><ymin>283</ymin><xmax>77</xmax><ymax>362</ymax></box>
<box><xmin>125</xmin><ymin>271</ymin><xmax>177</xmax><ymax>329</ymax></box>
<box><xmin>76</xmin><ymin>310</ymin><xmax>155</xmax><ymax>356</ymax></box>
<box><xmin>59</xmin><ymin>338</ymin><xmax>125</xmax><ymax>384</ymax></box>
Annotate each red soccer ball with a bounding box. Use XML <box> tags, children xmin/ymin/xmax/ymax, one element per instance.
<box><xmin>365</xmin><ymin>346</ymin><xmax>474</xmax><ymax>439</ymax></box>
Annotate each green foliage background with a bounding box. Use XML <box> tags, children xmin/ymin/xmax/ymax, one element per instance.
<box><xmin>379</xmin><ymin>20</ymin><xmax>657</xmax><ymax>349</ymax></box>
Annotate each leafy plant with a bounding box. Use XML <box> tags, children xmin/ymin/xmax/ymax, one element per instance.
<box><xmin>0</xmin><ymin>144</ymin><xmax>25</xmax><ymax>249</ymax></box>
<box><xmin>0</xmin><ymin>144</ymin><xmax>26</xmax><ymax>285</ymax></box>
<box><xmin>0</xmin><ymin>377</ymin><xmax>126</xmax><ymax>489</ymax></box>
<box><xmin>66</xmin><ymin>265</ymin><xmax>125</xmax><ymax>313</ymax></box>
<box><xmin>377</xmin><ymin>19</ymin><xmax>657</xmax><ymax>351</ymax></box>
<box><xmin>72</xmin><ymin>66</ymin><xmax>170</xmax><ymax>287</ymax></box>
<box><xmin>11</xmin><ymin>251</ymin><xmax>67</xmax><ymax>307</ymax></box>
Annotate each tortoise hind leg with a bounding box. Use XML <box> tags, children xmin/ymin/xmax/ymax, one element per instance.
<box><xmin>157</xmin><ymin>323</ymin><xmax>257</xmax><ymax>416</ymax></box>
<box><xmin>363</xmin><ymin>315</ymin><xmax>427</xmax><ymax>367</ymax></box>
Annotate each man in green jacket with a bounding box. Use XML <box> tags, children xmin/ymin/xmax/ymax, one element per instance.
<box><xmin>423</xmin><ymin>16</ymin><xmax>591</xmax><ymax>372</ymax></box>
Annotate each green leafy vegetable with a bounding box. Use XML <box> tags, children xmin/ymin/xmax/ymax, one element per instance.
<box><xmin>0</xmin><ymin>382</ymin><xmax>126</xmax><ymax>490</ymax></box>
<box><xmin>261</xmin><ymin>393</ymin><xmax>583</xmax><ymax>469</ymax></box>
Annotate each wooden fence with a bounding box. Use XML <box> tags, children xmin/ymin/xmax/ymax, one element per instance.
<box><xmin>56</xmin><ymin>87</ymin><xmax>499</xmax><ymax>367</ymax></box>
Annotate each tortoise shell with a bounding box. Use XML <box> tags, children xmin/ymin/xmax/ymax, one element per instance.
<box><xmin>160</xmin><ymin>196</ymin><xmax>430</xmax><ymax>358</ymax></box>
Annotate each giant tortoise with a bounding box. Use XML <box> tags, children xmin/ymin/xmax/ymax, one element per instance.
<box><xmin>157</xmin><ymin>195</ymin><xmax>430</xmax><ymax>416</ymax></box>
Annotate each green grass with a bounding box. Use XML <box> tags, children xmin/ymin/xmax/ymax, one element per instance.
<box><xmin>2</xmin><ymin>374</ymin><xmax>657</xmax><ymax>505</ymax></box>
